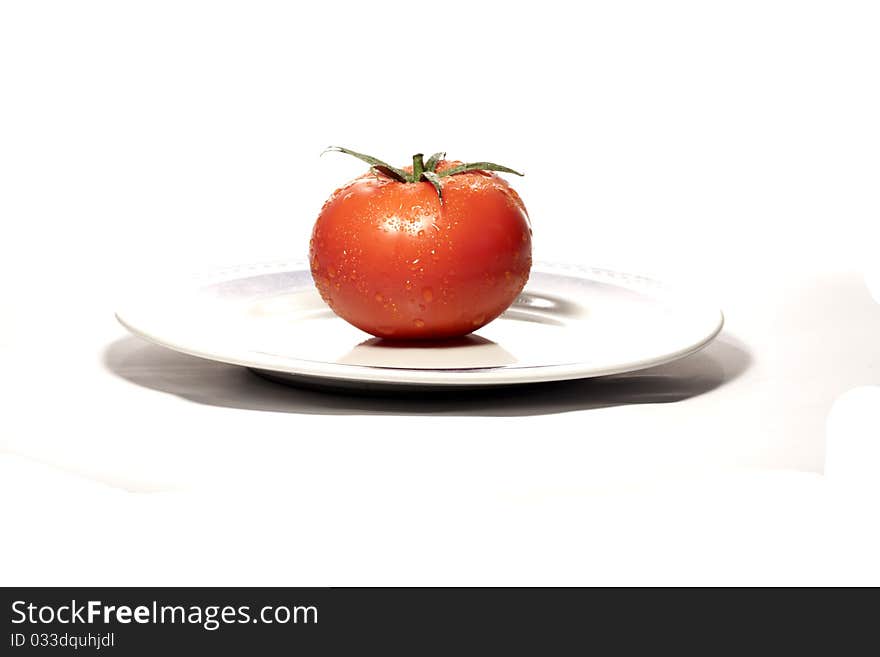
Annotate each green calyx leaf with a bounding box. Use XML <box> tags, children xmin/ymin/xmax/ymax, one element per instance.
<box><xmin>422</xmin><ymin>171</ymin><xmax>443</xmax><ymax>205</ymax></box>
<box><xmin>322</xmin><ymin>147</ymin><xmax>523</xmax><ymax>203</ymax></box>
<box><xmin>436</xmin><ymin>161</ymin><xmax>524</xmax><ymax>178</ymax></box>
<box><xmin>424</xmin><ymin>152</ymin><xmax>446</xmax><ymax>172</ymax></box>
<box><xmin>322</xmin><ymin>146</ymin><xmax>408</xmax><ymax>183</ymax></box>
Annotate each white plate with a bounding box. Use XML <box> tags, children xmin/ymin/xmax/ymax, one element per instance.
<box><xmin>116</xmin><ymin>261</ymin><xmax>723</xmax><ymax>389</ymax></box>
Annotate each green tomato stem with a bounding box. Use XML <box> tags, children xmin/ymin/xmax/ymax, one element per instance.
<box><xmin>411</xmin><ymin>153</ymin><xmax>425</xmax><ymax>183</ymax></box>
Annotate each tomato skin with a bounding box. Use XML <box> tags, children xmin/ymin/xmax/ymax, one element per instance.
<box><xmin>309</xmin><ymin>162</ymin><xmax>532</xmax><ymax>339</ymax></box>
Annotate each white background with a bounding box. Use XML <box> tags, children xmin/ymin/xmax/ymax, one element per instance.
<box><xmin>1</xmin><ymin>1</ymin><xmax>879</xmax><ymax>584</ymax></box>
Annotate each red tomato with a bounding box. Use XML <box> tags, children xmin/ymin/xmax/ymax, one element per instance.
<box><xmin>309</xmin><ymin>149</ymin><xmax>532</xmax><ymax>340</ymax></box>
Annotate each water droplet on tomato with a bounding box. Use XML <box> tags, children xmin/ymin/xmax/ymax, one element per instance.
<box><xmin>472</xmin><ymin>314</ymin><xmax>486</xmax><ymax>326</ymax></box>
<box><xmin>413</xmin><ymin>319</ymin><xmax>425</xmax><ymax>328</ymax></box>
<box><xmin>422</xmin><ymin>287</ymin><xmax>433</xmax><ymax>302</ymax></box>
<box><xmin>404</xmin><ymin>280</ymin><xmax>413</xmax><ymax>290</ymax></box>
<box><xmin>374</xmin><ymin>292</ymin><xmax>384</xmax><ymax>303</ymax></box>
